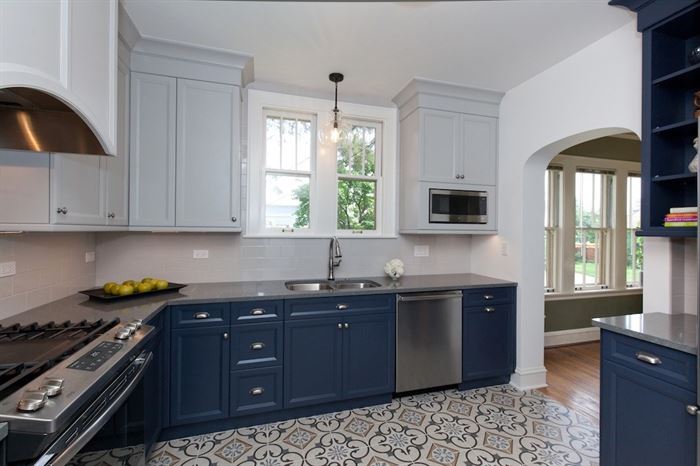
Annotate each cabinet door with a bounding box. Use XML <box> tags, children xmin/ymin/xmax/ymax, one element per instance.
<box><xmin>342</xmin><ymin>313</ymin><xmax>395</xmax><ymax>400</ymax></box>
<box><xmin>284</xmin><ymin>318</ymin><xmax>343</xmax><ymax>409</ymax></box>
<box><xmin>103</xmin><ymin>61</ymin><xmax>130</xmax><ymax>226</ymax></box>
<box><xmin>0</xmin><ymin>151</ymin><xmax>49</xmax><ymax>224</ymax></box>
<box><xmin>462</xmin><ymin>304</ymin><xmax>514</xmax><ymax>380</ymax></box>
<box><xmin>461</xmin><ymin>114</ymin><xmax>497</xmax><ymax>185</ymax></box>
<box><xmin>50</xmin><ymin>153</ymin><xmax>104</xmax><ymax>225</ymax></box>
<box><xmin>170</xmin><ymin>326</ymin><xmax>230</xmax><ymax>426</ymax></box>
<box><xmin>419</xmin><ymin>109</ymin><xmax>461</xmax><ymax>183</ymax></box>
<box><xmin>129</xmin><ymin>72</ymin><xmax>176</xmax><ymax>227</ymax></box>
<box><xmin>601</xmin><ymin>361</ymin><xmax>696</xmax><ymax>466</ymax></box>
<box><xmin>176</xmin><ymin>79</ymin><xmax>241</xmax><ymax>228</ymax></box>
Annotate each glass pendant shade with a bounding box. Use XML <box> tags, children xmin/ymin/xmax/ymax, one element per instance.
<box><xmin>319</xmin><ymin>109</ymin><xmax>348</xmax><ymax>145</ymax></box>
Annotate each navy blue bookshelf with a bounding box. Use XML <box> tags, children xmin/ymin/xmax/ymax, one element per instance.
<box><xmin>612</xmin><ymin>0</ymin><xmax>700</xmax><ymax>237</ymax></box>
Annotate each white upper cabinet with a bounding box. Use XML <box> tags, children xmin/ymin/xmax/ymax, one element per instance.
<box><xmin>0</xmin><ymin>151</ymin><xmax>50</xmax><ymax>225</ymax></box>
<box><xmin>461</xmin><ymin>114</ymin><xmax>497</xmax><ymax>186</ymax></box>
<box><xmin>129</xmin><ymin>72</ymin><xmax>177</xmax><ymax>227</ymax></box>
<box><xmin>50</xmin><ymin>154</ymin><xmax>104</xmax><ymax>225</ymax></box>
<box><xmin>176</xmin><ymin>79</ymin><xmax>241</xmax><ymax>228</ymax></box>
<box><xmin>0</xmin><ymin>0</ymin><xmax>118</xmax><ymax>155</ymax></box>
<box><xmin>420</xmin><ymin>109</ymin><xmax>461</xmax><ymax>183</ymax></box>
<box><xmin>104</xmin><ymin>62</ymin><xmax>130</xmax><ymax>226</ymax></box>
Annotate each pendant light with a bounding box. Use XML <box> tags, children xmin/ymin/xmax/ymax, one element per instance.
<box><xmin>319</xmin><ymin>72</ymin><xmax>348</xmax><ymax>145</ymax></box>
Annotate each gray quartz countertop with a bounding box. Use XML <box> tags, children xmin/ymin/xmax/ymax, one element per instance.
<box><xmin>0</xmin><ymin>273</ymin><xmax>516</xmax><ymax>327</ymax></box>
<box><xmin>593</xmin><ymin>312</ymin><xmax>697</xmax><ymax>355</ymax></box>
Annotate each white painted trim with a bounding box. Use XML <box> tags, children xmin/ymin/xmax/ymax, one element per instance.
<box><xmin>509</xmin><ymin>366</ymin><xmax>548</xmax><ymax>391</ymax></box>
<box><xmin>545</xmin><ymin>288</ymin><xmax>642</xmax><ymax>301</ymax></box>
<box><xmin>544</xmin><ymin>327</ymin><xmax>600</xmax><ymax>347</ymax></box>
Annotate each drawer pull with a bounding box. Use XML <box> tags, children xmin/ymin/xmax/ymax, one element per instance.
<box><xmin>485</xmin><ymin>307</ymin><xmax>495</xmax><ymax>313</ymax></box>
<box><xmin>483</xmin><ymin>295</ymin><xmax>494</xmax><ymax>300</ymax></box>
<box><xmin>250</xmin><ymin>308</ymin><xmax>266</xmax><ymax>316</ymax></box>
<box><xmin>194</xmin><ymin>312</ymin><xmax>210</xmax><ymax>320</ymax></box>
<box><xmin>250</xmin><ymin>342</ymin><xmax>265</xmax><ymax>351</ymax></box>
<box><xmin>635</xmin><ymin>352</ymin><xmax>662</xmax><ymax>366</ymax></box>
<box><xmin>336</xmin><ymin>303</ymin><xmax>349</xmax><ymax>310</ymax></box>
<box><xmin>687</xmin><ymin>405</ymin><xmax>699</xmax><ymax>416</ymax></box>
<box><xmin>249</xmin><ymin>387</ymin><xmax>264</xmax><ymax>396</ymax></box>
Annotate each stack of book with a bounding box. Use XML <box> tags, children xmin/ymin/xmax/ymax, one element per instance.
<box><xmin>664</xmin><ymin>207</ymin><xmax>698</xmax><ymax>227</ymax></box>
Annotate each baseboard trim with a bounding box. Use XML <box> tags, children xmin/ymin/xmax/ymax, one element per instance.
<box><xmin>544</xmin><ymin>327</ymin><xmax>600</xmax><ymax>348</ymax></box>
<box><xmin>509</xmin><ymin>366</ymin><xmax>548</xmax><ymax>390</ymax></box>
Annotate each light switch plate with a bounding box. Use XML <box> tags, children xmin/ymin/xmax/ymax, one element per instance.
<box><xmin>85</xmin><ymin>251</ymin><xmax>95</xmax><ymax>263</ymax></box>
<box><xmin>501</xmin><ymin>241</ymin><xmax>509</xmax><ymax>256</ymax></box>
<box><xmin>414</xmin><ymin>245</ymin><xmax>430</xmax><ymax>257</ymax></box>
<box><xmin>193</xmin><ymin>249</ymin><xmax>209</xmax><ymax>259</ymax></box>
<box><xmin>0</xmin><ymin>261</ymin><xmax>16</xmax><ymax>278</ymax></box>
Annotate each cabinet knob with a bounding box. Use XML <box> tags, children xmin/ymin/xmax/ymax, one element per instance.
<box><xmin>485</xmin><ymin>307</ymin><xmax>495</xmax><ymax>313</ymax></box>
<box><xmin>455</xmin><ymin>174</ymin><xmax>460</xmax><ymax>179</ymax></box>
<box><xmin>249</xmin><ymin>387</ymin><xmax>264</xmax><ymax>396</ymax></box>
<box><xmin>56</xmin><ymin>207</ymin><xmax>68</xmax><ymax>215</ymax></box>
<box><xmin>687</xmin><ymin>405</ymin><xmax>699</xmax><ymax>416</ymax></box>
<box><xmin>231</xmin><ymin>216</ymin><xmax>237</xmax><ymax>222</ymax></box>
<box><xmin>338</xmin><ymin>323</ymin><xmax>342</xmax><ymax>329</ymax></box>
<box><xmin>460</xmin><ymin>174</ymin><xmax>465</xmax><ymax>179</ymax></box>
<box><xmin>344</xmin><ymin>323</ymin><xmax>349</xmax><ymax>329</ymax></box>
<box><xmin>107</xmin><ymin>212</ymin><xmax>115</xmax><ymax>219</ymax></box>
<box><xmin>250</xmin><ymin>342</ymin><xmax>265</xmax><ymax>351</ymax></box>
<box><xmin>223</xmin><ymin>332</ymin><xmax>229</xmax><ymax>340</ymax></box>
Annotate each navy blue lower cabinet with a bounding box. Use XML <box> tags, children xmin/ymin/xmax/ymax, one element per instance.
<box><xmin>342</xmin><ymin>313</ymin><xmax>395</xmax><ymax>400</ymax></box>
<box><xmin>601</xmin><ymin>360</ymin><xmax>696</xmax><ymax>466</ymax></box>
<box><xmin>230</xmin><ymin>366</ymin><xmax>283</xmax><ymax>417</ymax></box>
<box><xmin>284</xmin><ymin>317</ymin><xmax>343</xmax><ymax>409</ymax></box>
<box><xmin>462</xmin><ymin>303</ymin><xmax>515</xmax><ymax>381</ymax></box>
<box><xmin>170</xmin><ymin>326</ymin><xmax>230</xmax><ymax>426</ymax></box>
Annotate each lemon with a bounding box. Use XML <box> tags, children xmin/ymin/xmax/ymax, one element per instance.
<box><xmin>118</xmin><ymin>284</ymin><xmax>135</xmax><ymax>296</ymax></box>
<box><xmin>103</xmin><ymin>282</ymin><xmax>118</xmax><ymax>294</ymax></box>
<box><xmin>154</xmin><ymin>280</ymin><xmax>169</xmax><ymax>290</ymax></box>
<box><xmin>137</xmin><ymin>282</ymin><xmax>154</xmax><ymax>293</ymax></box>
<box><xmin>122</xmin><ymin>280</ymin><xmax>137</xmax><ymax>287</ymax></box>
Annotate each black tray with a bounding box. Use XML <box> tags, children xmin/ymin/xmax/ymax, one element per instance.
<box><xmin>80</xmin><ymin>282</ymin><xmax>187</xmax><ymax>302</ymax></box>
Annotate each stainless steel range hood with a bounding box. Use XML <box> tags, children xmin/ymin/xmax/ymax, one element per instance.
<box><xmin>0</xmin><ymin>87</ymin><xmax>108</xmax><ymax>156</ymax></box>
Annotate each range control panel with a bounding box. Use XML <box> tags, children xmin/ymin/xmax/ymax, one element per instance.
<box><xmin>68</xmin><ymin>341</ymin><xmax>124</xmax><ymax>371</ymax></box>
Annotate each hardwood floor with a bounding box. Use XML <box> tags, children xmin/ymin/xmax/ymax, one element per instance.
<box><xmin>539</xmin><ymin>341</ymin><xmax>600</xmax><ymax>423</ymax></box>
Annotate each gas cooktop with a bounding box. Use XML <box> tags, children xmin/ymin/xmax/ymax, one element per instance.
<box><xmin>0</xmin><ymin>319</ymin><xmax>120</xmax><ymax>401</ymax></box>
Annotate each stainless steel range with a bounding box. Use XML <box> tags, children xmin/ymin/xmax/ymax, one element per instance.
<box><xmin>0</xmin><ymin>318</ymin><xmax>157</xmax><ymax>466</ymax></box>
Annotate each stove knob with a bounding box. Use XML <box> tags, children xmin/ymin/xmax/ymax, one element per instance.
<box><xmin>17</xmin><ymin>389</ymin><xmax>48</xmax><ymax>412</ymax></box>
<box><xmin>115</xmin><ymin>328</ymin><xmax>132</xmax><ymax>340</ymax></box>
<box><xmin>39</xmin><ymin>378</ymin><xmax>64</xmax><ymax>397</ymax></box>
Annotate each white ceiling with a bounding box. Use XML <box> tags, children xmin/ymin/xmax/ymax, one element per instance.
<box><xmin>122</xmin><ymin>1</ymin><xmax>634</xmax><ymax>102</ymax></box>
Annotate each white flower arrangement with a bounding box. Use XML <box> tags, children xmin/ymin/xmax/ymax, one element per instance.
<box><xmin>384</xmin><ymin>259</ymin><xmax>405</xmax><ymax>280</ymax></box>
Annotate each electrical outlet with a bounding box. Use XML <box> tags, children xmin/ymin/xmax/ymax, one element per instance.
<box><xmin>500</xmin><ymin>241</ymin><xmax>509</xmax><ymax>256</ymax></box>
<box><xmin>193</xmin><ymin>249</ymin><xmax>209</xmax><ymax>259</ymax></box>
<box><xmin>85</xmin><ymin>251</ymin><xmax>95</xmax><ymax>263</ymax></box>
<box><xmin>414</xmin><ymin>245</ymin><xmax>430</xmax><ymax>257</ymax></box>
<box><xmin>0</xmin><ymin>261</ymin><xmax>16</xmax><ymax>278</ymax></box>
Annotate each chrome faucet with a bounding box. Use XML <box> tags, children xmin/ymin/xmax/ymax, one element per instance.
<box><xmin>328</xmin><ymin>236</ymin><xmax>342</xmax><ymax>280</ymax></box>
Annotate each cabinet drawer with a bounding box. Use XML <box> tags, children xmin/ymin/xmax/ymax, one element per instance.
<box><xmin>285</xmin><ymin>294</ymin><xmax>394</xmax><ymax>320</ymax></box>
<box><xmin>231</xmin><ymin>323</ymin><xmax>282</xmax><ymax>371</ymax></box>
<box><xmin>464</xmin><ymin>287</ymin><xmax>514</xmax><ymax>306</ymax></box>
<box><xmin>171</xmin><ymin>303</ymin><xmax>230</xmax><ymax>328</ymax></box>
<box><xmin>602</xmin><ymin>330</ymin><xmax>696</xmax><ymax>391</ymax></box>
<box><xmin>230</xmin><ymin>366</ymin><xmax>283</xmax><ymax>417</ymax></box>
<box><xmin>231</xmin><ymin>300</ymin><xmax>283</xmax><ymax>323</ymax></box>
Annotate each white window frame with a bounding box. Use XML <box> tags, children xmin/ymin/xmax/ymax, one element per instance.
<box><xmin>544</xmin><ymin>166</ymin><xmax>562</xmax><ymax>293</ymax></box>
<box><xmin>626</xmin><ymin>173</ymin><xmax>643</xmax><ymax>288</ymax></box>
<box><xmin>246</xmin><ymin>89</ymin><xmax>397</xmax><ymax>238</ymax></box>
<box><xmin>260</xmin><ymin>109</ymin><xmax>317</xmax><ymax>234</ymax></box>
<box><xmin>544</xmin><ymin>154</ymin><xmax>642</xmax><ymax>299</ymax></box>
<box><xmin>336</xmin><ymin>119</ymin><xmax>384</xmax><ymax>236</ymax></box>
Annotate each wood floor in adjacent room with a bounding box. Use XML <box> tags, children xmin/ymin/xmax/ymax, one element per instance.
<box><xmin>539</xmin><ymin>341</ymin><xmax>601</xmax><ymax>424</ymax></box>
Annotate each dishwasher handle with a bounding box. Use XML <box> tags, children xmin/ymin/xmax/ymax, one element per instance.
<box><xmin>397</xmin><ymin>291</ymin><xmax>463</xmax><ymax>302</ymax></box>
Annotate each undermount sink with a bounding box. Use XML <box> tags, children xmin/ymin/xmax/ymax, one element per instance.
<box><xmin>284</xmin><ymin>279</ymin><xmax>382</xmax><ymax>291</ymax></box>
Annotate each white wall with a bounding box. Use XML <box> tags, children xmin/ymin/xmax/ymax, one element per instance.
<box><xmin>0</xmin><ymin>233</ymin><xmax>96</xmax><ymax>320</ymax></box>
<box><xmin>95</xmin><ymin>233</ymin><xmax>472</xmax><ymax>284</ymax></box>
<box><xmin>470</xmin><ymin>20</ymin><xmax>642</xmax><ymax>390</ymax></box>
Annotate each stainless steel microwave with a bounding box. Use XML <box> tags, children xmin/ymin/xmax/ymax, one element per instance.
<box><xmin>429</xmin><ymin>188</ymin><xmax>488</xmax><ymax>224</ymax></box>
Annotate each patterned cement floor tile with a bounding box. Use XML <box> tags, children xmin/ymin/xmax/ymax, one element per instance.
<box><xmin>152</xmin><ymin>385</ymin><xmax>600</xmax><ymax>466</ymax></box>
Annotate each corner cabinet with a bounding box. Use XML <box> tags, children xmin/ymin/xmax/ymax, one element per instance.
<box><xmin>129</xmin><ymin>73</ymin><xmax>241</xmax><ymax>229</ymax></box>
<box><xmin>600</xmin><ymin>330</ymin><xmax>697</xmax><ymax>466</ymax></box>
<box><xmin>393</xmin><ymin>79</ymin><xmax>503</xmax><ymax>234</ymax></box>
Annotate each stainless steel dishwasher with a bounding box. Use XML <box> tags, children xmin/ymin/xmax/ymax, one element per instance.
<box><xmin>396</xmin><ymin>290</ymin><xmax>463</xmax><ymax>393</ymax></box>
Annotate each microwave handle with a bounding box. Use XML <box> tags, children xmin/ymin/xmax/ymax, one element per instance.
<box><xmin>38</xmin><ymin>352</ymin><xmax>153</xmax><ymax>466</ymax></box>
